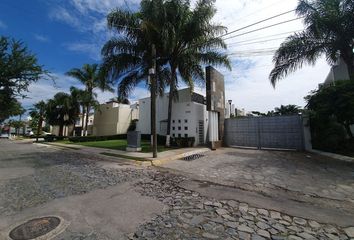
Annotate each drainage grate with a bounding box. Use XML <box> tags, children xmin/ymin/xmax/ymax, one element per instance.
<box><xmin>181</xmin><ymin>153</ymin><xmax>205</xmax><ymax>161</ymax></box>
<box><xmin>9</xmin><ymin>216</ymin><xmax>61</xmax><ymax>240</ymax></box>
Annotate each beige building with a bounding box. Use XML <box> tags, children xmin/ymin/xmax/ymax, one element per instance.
<box><xmin>92</xmin><ymin>101</ymin><xmax>139</xmax><ymax>136</ymax></box>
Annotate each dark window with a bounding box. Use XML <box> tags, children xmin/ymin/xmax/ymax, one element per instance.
<box><xmin>173</xmin><ymin>134</ymin><xmax>175</xmax><ymax>137</ymax></box>
<box><xmin>184</xmin><ymin>126</ymin><xmax>188</xmax><ymax>130</ymax></box>
<box><xmin>172</xmin><ymin>120</ymin><xmax>175</xmax><ymax>123</ymax></box>
<box><xmin>184</xmin><ymin>119</ymin><xmax>188</xmax><ymax>123</ymax></box>
<box><xmin>178</xmin><ymin>134</ymin><xmax>181</xmax><ymax>137</ymax></box>
<box><xmin>184</xmin><ymin>134</ymin><xmax>188</xmax><ymax>138</ymax></box>
<box><xmin>178</xmin><ymin>119</ymin><xmax>181</xmax><ymax>123</ymax></box>
<box><xmin>172</xmin><ymin>127</ymin><xmax>175</xmax><ymax>130</ymax></box>
<box><xmin>178</xmin><ymin>126</ymin><xmax>181</xmax><ymax>130</ymax></box>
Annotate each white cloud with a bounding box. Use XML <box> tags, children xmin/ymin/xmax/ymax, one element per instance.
<box><xmin>49</xmin><ymin>7</ymin><xmax>82</xmax><ymax>29</ymax></box>
<box><xmin>34</xmin><ymin>34</ymin><xmax>50</xmax><ymax>42</ymax></box>
<box><xmin>64</xmin><ymin>42</ymin><xmax>101</xmax><ymax>61</ymax></box>
<box><xmin>0</xmin><ymin>20</ymin><xmax>7</xmax><ymax>29</ymax></box>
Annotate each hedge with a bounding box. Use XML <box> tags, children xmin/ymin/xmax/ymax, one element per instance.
<box><xmin>68</xmin><ymin>134</ymin><xmax>127</xmax><ymax>143</ymax></box>
<box><xmin>171</xmin><ymin>137</ymin><xmax>195</xmax><ymax>147</ymax></box>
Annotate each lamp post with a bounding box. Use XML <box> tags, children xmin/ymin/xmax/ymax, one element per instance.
<box><xmin>228</xmin><ymin>100</ymin><xmax>232</xmax><ymax>118</ymax></box>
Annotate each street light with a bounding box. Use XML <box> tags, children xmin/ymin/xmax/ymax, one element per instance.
<box><xmin>228</xmin><ymin>100</ymin><xmax>232</xmax><ymax>118</ymax></box>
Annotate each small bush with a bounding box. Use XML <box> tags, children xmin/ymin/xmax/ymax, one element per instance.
<box><xmin>141</xmin><ymin>134</ymin><xmax>166</xmax><ymax>145</ymax></box>
<box><xmin>171</xmin><ymin>137</ymin><xmax>195</xmax><ymax>147</ymax></box>
<box><xmin>44</xmin><ymin>135</ymin><xmax>66</xmax><ymax>142</ymax></box>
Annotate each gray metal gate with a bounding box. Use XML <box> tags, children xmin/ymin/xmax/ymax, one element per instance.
<box><xmin>224</xmin><ymin>115</ymin><xmax>304</xmax><ymax>150</ymax></box>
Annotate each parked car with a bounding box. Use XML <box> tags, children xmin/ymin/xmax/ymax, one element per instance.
<box><xmin>0</xmin><ymin>133</ymin><xmax>9</xmax><ymax>139</ymax></box>
<box><xmin>26</xmin><ymin>130</ymin><xmax>34</xmax><ymax>136</ymax></box>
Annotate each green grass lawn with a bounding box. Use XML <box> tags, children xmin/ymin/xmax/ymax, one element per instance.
<box><xmin>64</xmin><ymin>139</ymin><xmax>170</xmax><ymax>153</ymax></box>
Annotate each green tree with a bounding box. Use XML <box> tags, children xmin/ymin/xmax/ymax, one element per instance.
<box><xmin>160</xmin><ymin>0</ymin><xmax>231</xmax><ymax>146</ymax></box>
<box><xmin>8</xmin><ymin>120</ymin><xmax>25</xmax><ymax>136</ymax></box>
<box><xmin>0</xmin><ymin>36</ymin><xmax>49</xmax><ymax>122</ymax></box>
<box><xmin>101</xmin><ymin>0</ymin><xmax>173</xmax><ymax>157</ymax></box>
<box><xmin>29</xmin><ymin>100</ymin><xmax>47</xmax><ymax>142</ymax></box>
<box><xmin>270</xmin><ymin>0</ymin><xmax>354</xmax><ymax>85</ymax></box>
<box><xmin>46</xmin><ymin>92</ymin><xmax>80</xmax><ymax>137</ymax></box>
<box><xmin>66</xmin><ymin>64</ymin><xmax>112</xmax><ymax>136</ymax></box>
<box><xmin>306</xmin><ymin>80</ymin><xmax>354</xmax><ymax>138</ymax></box>
<box><xmin>274</xmin><ymin>105</ymin><xmax>302</xmax><ymax>115</ymax></box>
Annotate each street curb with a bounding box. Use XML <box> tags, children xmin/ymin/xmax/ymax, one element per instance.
<box><xmin>309</xmin><ymin>149</ymin><xmax>354</xmax><ymax>163</ymax></box>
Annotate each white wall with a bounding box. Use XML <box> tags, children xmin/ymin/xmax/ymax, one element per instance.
<box><xmin>93</xmin><ymin>102</ymin><xmax>138</xmax><ymax>136</ymax></box>
<box><xmin>137</xmin><ymin>88</ymin><xmax>208</xmax><ymax>146</ymax></box>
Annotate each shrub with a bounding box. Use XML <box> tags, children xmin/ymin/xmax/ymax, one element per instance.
<box><xmin>171</xmin><ymin>137</ymin><xmax>195</xmax><ymax>147</ymax></box>
<box><xmin>43</xmin><ymin>135</ymin><xmax>66</xmax><ymax>142</ymax></box>
<box><xmin>68</xmin><ymin>134</ymin><xmax>127</xmax><ymax>143</ymax></box>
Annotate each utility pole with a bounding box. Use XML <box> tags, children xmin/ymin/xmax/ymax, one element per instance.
<box><xmin>150</xmin><ymin>44</ymin><xmax>157</xmax><ymax>158</ymax></box>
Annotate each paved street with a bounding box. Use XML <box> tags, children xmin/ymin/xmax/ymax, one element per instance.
<box><xmin>0</xmin><ymin>140</ymin><xmax>353</xmax><ymax>239</ymax></box>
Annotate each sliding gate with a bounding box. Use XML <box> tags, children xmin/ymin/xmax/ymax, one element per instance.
<box><xmin>224</xmin><ymin>115</ymin><xmax>304</xmax><ymax>150</ymax></box>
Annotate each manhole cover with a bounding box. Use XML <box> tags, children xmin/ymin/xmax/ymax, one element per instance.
<box><xmin>9</xmin><ymin>216</ymin><xmax>61</xmax><ymax>240</ymax></box>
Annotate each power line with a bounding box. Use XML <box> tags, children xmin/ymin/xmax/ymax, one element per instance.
<box><xmin>226</xmin><ymin>29</ymin><xmax>303</xmax><ymax>45</ymax></box>
<box><xmin>219</xmin><ymin>9</ymin><xmax>296</xmax><ymax>39</ymax></box>
<box><xmin>228</xmin><ymin>36</ymin><xmax>292</xmax><ymax>47</ymax></box>
<box><xmin>230</xmin><ymin>0</ymin><xmax>285</xmax><ymax>23</ymax></box>
<box><xmin>222</xmin><ymin>17</ymin><xmax>304</xmax><ymax>41</ymax></box>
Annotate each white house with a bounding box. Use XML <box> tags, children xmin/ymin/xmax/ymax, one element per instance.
<box><xmin>92</xmin><ymin>101</ymin><xmax>139</xmax><ymax>136</ymax></box>
<box><xmin>137</xmin><ymin>88</ymin><xmax>208</xmax><ymax>146</ymax></box>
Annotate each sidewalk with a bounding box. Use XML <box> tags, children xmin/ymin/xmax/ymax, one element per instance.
<box><xmin>38</xmin><ymin>142</ymin><xmax>210</xmax><ymax>166</ymax></box>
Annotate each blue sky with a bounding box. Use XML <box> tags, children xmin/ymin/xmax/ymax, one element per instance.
<box><xmin>0</xmin><ymin>0</ymin><xmax>331</xmax><ymax>115</ymax></box>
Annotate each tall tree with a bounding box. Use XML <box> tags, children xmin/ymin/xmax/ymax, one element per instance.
<box><xmin>270</xmin><ymin>0</ymin><xmax>354</xmax><ymax>85</ymax></box>
<box><xmin>66</xmin><ymin>64</ymin><xmax>112</xmax><ymax>136</ymax></box>
<box><xmin>46</xmin><ymin>92</ymin><xmax>80</xmax><ymax>137</ymax></box>
<box><xmin>158</xmin><ymin>0</ymin><xmax>231</xmax><ymax>146</ymax></box>
<box><xmin>306</xmin><ymin>80</ymin><xmax>354</xmax><ymax>139</ymax></box>
<box><xmin>101</xmin><ymin>0</ymin><xmax>172</xmax><ymax>157</ymax></box>
<box><xmin>29</xmin><ymin>100</ymin><xmax>47</xmax><ymax>142</ymax></box>
<box><xmin>0</xmin><ymin>36</ymin><xmax>49</xmax><ymax>122</ymax></box>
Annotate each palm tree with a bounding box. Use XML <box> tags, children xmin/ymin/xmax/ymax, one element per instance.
<box><xmin>101</xmin><ymin>0</ymin><xmax>172</xmax><ymax>157</ymax></box>
<box><xmin>46</xmin><ymin>92</ymin><xmax>80</xmax><ymax>137</ymax></box>
<box><xmin>66</xmin><ymin>64</ymin><xmax>112</xmax><ymax>136</ymax></box>
<box><xmin>270</xmin><ymin>0</ymin><xmax>354</xmax><ymax>86</ymax></box>
<box><xmin>274</xmin><ymin>104</ymin><xmax>302</xmax><ymax>115</ymax></box>
<box><xmin>159</xmin><ymin>0</ymin><xmax>231</xmax><ymax>146</ymax></box>
<box><xmin>29</xmin><ymin>100</ymin><xmax>47</xmax><ymax>142</ymax></box>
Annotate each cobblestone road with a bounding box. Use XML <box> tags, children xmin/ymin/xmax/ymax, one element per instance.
<box><xmin>0</xmin><ymin>140</ymin><xmax>353</xmax><ymax>239</ymax></box>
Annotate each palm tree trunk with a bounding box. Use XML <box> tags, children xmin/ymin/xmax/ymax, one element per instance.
<box><xmin>344</xmin><ymin>123</ymin><xmax>353</xmax><ymax>139</ymax></box>
<box><xmin>85</xmin><ymin>105</ymin><xmax>90</xmax><ymax>136</ymax></box>
<box><xmin>58</xmin><ymin>123</ymin><xmax>64</xmax><ymax>137</ymax></box>
<box><xmin>36</xmin><ymin>117</ymin><xmax>43</xmax><ymax>142</ymax></box>
<box><xmin>81</xmin><ymin>105</ymin><xmax>86</xmax><ymax>136</ymax></box>
<box><xmin>165</xmin><ymin>68</ymin><xmax>176</xmax><ymax>147</ymax></box>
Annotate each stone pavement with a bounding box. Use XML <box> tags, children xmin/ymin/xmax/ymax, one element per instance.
<box><xmin>0</xmin><ymin>140</ymin><xmax>353</xmax><ymax>239</ymax></box>
<box><xmin>161</xmin><ymin>148</ymin><xmax>354</xmax><ymax>213</ymax></box>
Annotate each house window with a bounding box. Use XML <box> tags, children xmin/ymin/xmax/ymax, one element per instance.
<box><xmin>178</xmin><ymin>134</ymin><xmax>181</xmax><ymax>137</ymax></box>
<box><xmin>172</xmin><ymin>120</ymin><xmax>175</xmax><ymax>123</ymax></box>
<box><xmin>184</xmin><ymin>119</ymin><xmax>188</xmax><ymax>123</ymax></box>
<box><xmin>178</xmin><ymin>126</ymin><xmax>181</xmax><ymax>130</ymax></box>
<box><xmin>178</xmin><ymin>119</ymin><xmax>181</xmax><ymax>123</ymax></box>
<box><xmin>172</xmin><ymin>127</ymin><xmax>175</xmax><ymax>130</ymax></box>
<box><xmin>184</xmin><ymin>134</ymin><xmax>188</xmax><ymax>138</ymax></box>
<box><xmin>184</xmin><ymin>126</ymin><xmax>188</xmax><ymax>130</ymax></box>
<box><xmin>185</xmin><ymin>111</ymin><xmax>191</xmax><ymax>113</ymax></box>
<box><xmin>173</xmin><ymin>134</ymin><xmax>175</xmax><ymax>137</ymax></box>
